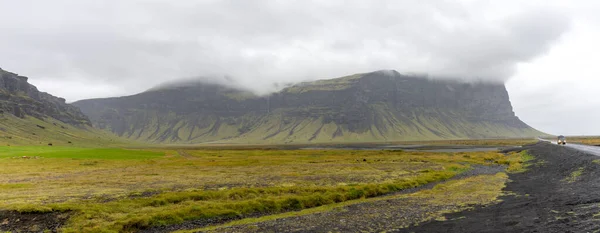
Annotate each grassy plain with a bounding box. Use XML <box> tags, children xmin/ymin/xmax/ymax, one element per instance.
<box><xmin>562</xmin><ymin>136</ymin><xmax>600</xmax><ymax>145</ymax></box>
<box><xmin>414</xmin><ymin>138</ymin><xmax>538</xmax><ymax>146</ymax></box>
<box><xmin>539</xmin><ymin>136</ymin><xmax>600</xmax><ymax>145</ymax></box>
<box><xmin>0</xmin><ymin>144</ymin><xmax>531</xmax><ymax>232</ymax></box>
<box><xmin>166</xmin><ymin>138</ymin><xmax>539</xmax><ymax>150</ymax></box>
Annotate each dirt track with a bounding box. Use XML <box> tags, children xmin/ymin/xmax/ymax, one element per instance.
<box><xmin>398</xmin><ymin>142</ymin><xmax>600</xmax><ymax>232</ymax></box>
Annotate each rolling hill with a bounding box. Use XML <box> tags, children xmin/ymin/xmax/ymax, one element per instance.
<box><xmin>73</xmin><ymin>70</ymin><xmax>545</xmax><ymax>144</ymax></box>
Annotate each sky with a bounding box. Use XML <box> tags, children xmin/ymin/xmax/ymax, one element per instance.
<box><xmin>0</xmin><ymin>0</ymin><xmax>598</xmax><ymax>135</ymax></box>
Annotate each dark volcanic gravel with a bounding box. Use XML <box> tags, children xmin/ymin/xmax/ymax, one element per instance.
<box><xmin>0</xmin><ymin>210</ymin><xmax>70</xmax><ymax>233</ymax></box>
<box><xmin>397</xmin><ymin>142</ymin><xmax>600</xmax><ymax>233</ymax></box>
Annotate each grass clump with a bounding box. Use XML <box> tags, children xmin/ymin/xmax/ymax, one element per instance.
<box><xmin>505</xmin><ymin>151</ymin><xmax>535</xmax><ymax>173</ymax></box>
<box><xmin>564</xmin><ymin>167</ymin><xmax>585</xmax><ymax>183</ymax></box>
<box><xmin>0</xmin><ymin>183</ymin><xmax>32</xmax><ymax>190</ymax></box>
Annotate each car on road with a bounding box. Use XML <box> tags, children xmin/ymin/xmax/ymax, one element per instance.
<box><xmin>558</xmin><ymin>135</ymin><xmax>567</xmax><ymax>145</ymax></box>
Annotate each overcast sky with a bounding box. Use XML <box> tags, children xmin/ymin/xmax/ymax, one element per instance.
<box><xmin>0</xmin><ymin>0</ymin><xmax>598</xmax><ymax>135</ymax></box>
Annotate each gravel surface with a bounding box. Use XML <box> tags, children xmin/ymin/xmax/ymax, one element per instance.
<box><xmin>398</xmin><ymin>142</ymin><xmax>600</xmax><ymax>233</ymax></box>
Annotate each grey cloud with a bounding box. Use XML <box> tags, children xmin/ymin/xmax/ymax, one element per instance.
<box><xmin>0</xmin><ymin>0</ymin><xmax>571</xmax><ymax>100</ymax></box>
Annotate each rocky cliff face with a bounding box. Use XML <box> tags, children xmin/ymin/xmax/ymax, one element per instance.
<box><xmin>0</xmin><ymin>68</ymin><xmax>91</xmax><ymax>126</ymax></box>
<box><xmin>74</xmin><ymin>70</ymin><xmax>543</xmax><ymax>143</ymax></box>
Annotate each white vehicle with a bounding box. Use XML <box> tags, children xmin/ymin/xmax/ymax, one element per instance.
<box><xmin>558</xmin><ymin>135</ymin><xmax>566</xmax><ymax>145</ymax></box>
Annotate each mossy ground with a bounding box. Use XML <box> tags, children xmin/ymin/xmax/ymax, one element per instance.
<box><xmin>0</xmin><ymin>145</ymin><xmax>532</xmax><ymax>233</ymax></box>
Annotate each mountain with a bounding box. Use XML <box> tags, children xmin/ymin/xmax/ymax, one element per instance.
<box><xmin>0</xmin><ymin>68</ymin><xmax>126</xmax><ymax>146</ymax></box>
<box><xmin>73</xmin><ymin>70</ymin><xmax>545</xmax><ymax>144</ymax></box>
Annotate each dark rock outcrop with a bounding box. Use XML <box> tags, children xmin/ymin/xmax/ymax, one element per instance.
<box><xmin>73</xmin><ymin>70</ymin><xmax>544</xmax><ymax>143</ymax></box>
<box><xmin>0</xmin><ymin>68</ymin><xmax>91</xmax><ymax>126</ymax></box>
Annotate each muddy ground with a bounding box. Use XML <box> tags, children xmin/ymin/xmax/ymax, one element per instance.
<box><xmin>0</xmin><ymin>210</ymin><xmax>70</xmax><ymax>233</ymax></box>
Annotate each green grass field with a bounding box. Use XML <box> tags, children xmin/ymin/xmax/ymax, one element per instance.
<box><xmin>0</xmin><ymin>147</ymin><xmax>163</xmax><ymax>159</ymax></box>
<box><xmin>0</xmin><ymin>144</ymin><xmax>533</xmax><ymax>233</ymax></box>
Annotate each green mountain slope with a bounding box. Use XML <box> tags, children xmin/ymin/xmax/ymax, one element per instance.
<box><xmin>0</xmin><ymin>114</ymin><xmax>130</xmax><ymax>146</ymax></box>
<box><xmin>0</xmin><ymin>68</ymin><xmax>129</xmax><ymax>146</ymax></box>
<box><xmin>73</xmin><ymin>70</ymin><xmax>545</xmax><ymax>144</ymax></box>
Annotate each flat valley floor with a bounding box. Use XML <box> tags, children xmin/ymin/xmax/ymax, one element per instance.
<box><xmin>1</xmin><ymin>141</ymin><xmax>600</xmax><ymax>232</ymax></box>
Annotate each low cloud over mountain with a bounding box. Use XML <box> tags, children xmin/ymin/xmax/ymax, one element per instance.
<box><xmin>0</xmin><ymin>1</ymin><xmax>570</xmax><ymax>99</ymax></box>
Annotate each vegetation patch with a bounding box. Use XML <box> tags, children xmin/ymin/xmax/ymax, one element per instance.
<box><xmin>0</xmin><ymin>115</ymin><xmax>133</xmax><ymax>147</ymax></box>
<box><xmin>0</xmin><ymin>183</ymin><xmax>32</xmax><ymax>190</ymax></box>
<box><xmin>410</xmin><ymin>139</ymin><xmax>538</xmax><ymax>147</ymax></box>
<box><xmin>0</xmin><ymin>148</ymin><xmax>528</xmax><ymax>232</ymax></box>
<box><xmin>185</xmin><ymin>173</ymin><xmax>509</xmax><ymax>233</ymax></box>
<box><xmin>505</xmin><ymin>151</ymin><xmax>535</xmax><ymax>173</ymax></box>
<box><xmin>560</xmin><ymin>136</ymin><xmax>600</xmax><ymax>146</ymax></box>
<box><xmin>564</xmin><ymin>167</ymin><xmax>585</xmax><ymax>183</ymax></box>
<box><xmin>0</xmin><ymin>147</ymin><xmax>163</xmax><ymax>159</ymax></box>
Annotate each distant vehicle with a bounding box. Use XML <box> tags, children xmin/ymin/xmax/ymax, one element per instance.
<box><xmin>558</xmin><ymin>135</ymin><xmax>567</xmax><ymax>145</ymax></box>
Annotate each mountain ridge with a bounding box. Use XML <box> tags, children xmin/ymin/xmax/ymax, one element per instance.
<box><xmin>0</xmin><ymin>68</ymin><xmax>91</xmax><ymax>126</ymax></box>
<box><xmin>73</xmin><ymin>70</ymin><xmax>545</xmax><ymax>144</ymax></box>
<box><xmin>0</xmin><ymin>68</ymin><xmax>129</xmax><ymax>146</ymax></box>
